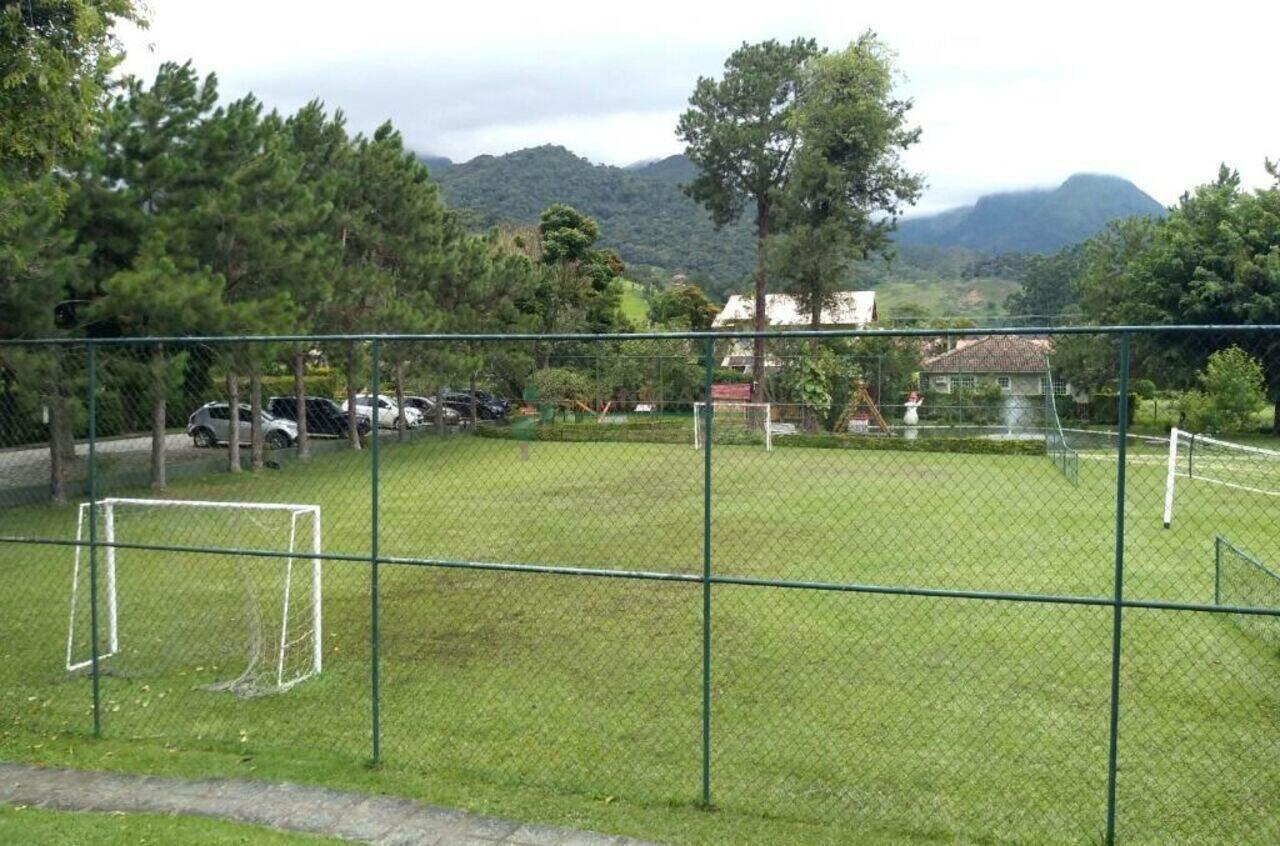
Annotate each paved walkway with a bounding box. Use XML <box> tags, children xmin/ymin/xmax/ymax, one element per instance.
<box><xmin>0</xmin><ymin>763</ymin><xmax>663</xmax><ymax>846</ymax></box>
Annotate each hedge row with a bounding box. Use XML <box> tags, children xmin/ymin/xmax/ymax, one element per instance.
<box><xmin>773</xmin><ymin>432</ymin><xmax>1046</xmax><ymax>456</ymax></box>
<box><xmin>477</xmin><ymin>421</ymin><xmax>1046</xmax><ymax>455</ymax></box>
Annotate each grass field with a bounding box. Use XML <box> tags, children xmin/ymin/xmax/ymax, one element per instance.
<box><xmin>1</xmin><ymin>431</ymin><xmax>1276</xmax><ymax>844</ymax></box>
<box><xmin>0</xmin><ymin>804</ymin><xmax>341</xmax><ymax>844</ymax></box>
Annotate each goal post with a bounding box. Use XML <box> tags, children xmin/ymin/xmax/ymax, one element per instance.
<box><xmin>693</xmin><ymin>401</ymin><xmax>772</xmax><ymax>451</ymax></box>
<box><xmin>1163</xmin><ymin>427</ymin><xmax>1280</xmax><ymax>528</ymax></box>
<box><xmin>66</xmin><ymin>497</ymin><xmax>323</xmax><ymax>696</ymax></box>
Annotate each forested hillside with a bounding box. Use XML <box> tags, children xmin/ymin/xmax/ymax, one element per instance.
<box><xmin>896</xmin><ymin>173</ymin><xmax>1165</xmax><ymax>253</ymax></box>
<box><xmin>432</xmin><ymin>145</ymin><xmax>756</xmax><ymax>290</ymax></box>
<box><xmin>430</xmin><ymin>148</ymin><xmax>1164</xmax><ymax>312</ymax></box>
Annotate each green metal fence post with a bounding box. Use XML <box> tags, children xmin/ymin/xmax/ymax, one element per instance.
<box><xmin>87</xmin><ymin>341</ymin><xmax>102</xmax><ymax>737</ymax></box>
<box><xmin>701</xmin><ymin>335</ymin><xmax>713</xmax><ymax>808</ymax></box>
<box><xmin>370</xmin><ymin>339</ymin><xmax>381</xmax><ymax>764</ymax></box>
<box><xmin>1104</xmin><ymin>332</ymin><xmax>1131</xmax><ymax>845</ymax></box>
<box><xmin>1214</xmin><ymin>535</ymin><xmax>1221</xmax><ymax>606</ymax></box>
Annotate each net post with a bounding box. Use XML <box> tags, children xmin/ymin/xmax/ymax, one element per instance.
<box><xmin>86</xmin><ymin>340</ymin><xmax>102</xmax><ymax>738</ymax></box>
<box><xmin>312</xmin><ymin>509</ymin><xmax>323</xmax><ymax>675</ymax></box>
<box><xmin>1162</xmin><ymin>428</ymin><xmax>1179</xmax><ymax>529</ymax></box>
<box><xmin>700</xmin><ymin>335</ymin><xmax>713</xmax><ymax>808</ymax></box>
<box><xmin>1104</xmin><ymin>332</ymin><xmax>1131</xmax><ymax>846</ymax></box>
<box><xmin>104</xmin><ymin>501</ymin><xmax>117</xmax><ymax>654</ymax></box>
<box><xmin>1214</xmin><ymin>535</ymin><xmax>1221</xmax><ymax>606</ymax></box>
<box><xmin>369</xmin><ymin>339</ymin><xmax>381</xmax><ymax>765</ymax></box>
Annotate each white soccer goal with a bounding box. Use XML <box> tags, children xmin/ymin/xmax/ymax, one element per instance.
<box><xmin>693</xmin><ymin>401</ymin><xmax>772</xmax><ymax>451</ymax></box>
<box><xmin>66</xmin><ymin>497</ymin><xmax>323</xmax><ymax>696</ymax></box>
<box><xmin>1163</xmin><ymin>428</ymin><xmax>1280</xmax><ymax>527</ymax></box>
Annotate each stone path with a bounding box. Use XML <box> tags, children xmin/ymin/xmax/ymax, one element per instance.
<box><xmin>0</xmin><ymin>762</ymin><xmax>663</xmax><ymax>846</ymax></box>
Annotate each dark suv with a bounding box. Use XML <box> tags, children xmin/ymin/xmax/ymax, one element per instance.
<box><xmin>439</xmin><ymin>390</ymin><xmax>509</xmax><ymax>420</ymax></box>
<box><xmin>267</xmin><ymin>396</ymin><xmax>371</xmax><ymax>439</ymax></box>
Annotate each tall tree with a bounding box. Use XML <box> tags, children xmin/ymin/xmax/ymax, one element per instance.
<box><xmin>771</xmin><ymin>34</ymin><xmax>922</xmax><ymax>331</ymax></box>
<box><xmin>282</xmin><ymin>101</ymin><xmax>345</xmax><ymax>457</ymax></box>
<box><xmin>678</xmin><ymin>38</ymin><xmax>822</xmax><ymax>398</ymax></box>
<box><xmin>0</xmin><ymin>0</ymin><xmax>143</xmax><ymax>501</ymax></box>
<box><xmin>87</xmin><ymin>236</ymin><xmax>223</xmax><ymax>487</ymax></box>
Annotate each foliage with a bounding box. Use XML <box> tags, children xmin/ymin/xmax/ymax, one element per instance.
<box><xmin>1178</xmin><ymin>346</ymin><xmax>1267</xmax><ymax>433</ymax></box>
<box><xmin>1071</xmin><ymin>165</ymin><xmax>1280</xmax><ymax>428</ymax></box>
<box><xmin>531</xmin><ymin>367</ymin><xmax>594</xmax><ymax>403</ymax></box>
<box><xmin>0</xmin><ymin>0</ymin><xmax>143</xmax><ymax>176</ymax></box>
<box><xmin>647</xmin><ymin>281</ymin><xmax>717</xmax><ymax>329</ymax></box>
<box><xmin>1003</xmin><ymin>243</ymin><xmax>1085</xmax><ymax>319</ymax></box>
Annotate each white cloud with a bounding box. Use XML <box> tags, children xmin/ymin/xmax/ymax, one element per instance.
<box><xmin>117</xmin><ymin>0</ymin><xmax>1279</xmax><ymax>212</ymax></box>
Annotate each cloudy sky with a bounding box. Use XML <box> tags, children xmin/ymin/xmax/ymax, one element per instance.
<box><xmin>118</xmin><ymin>1</ymin><xmax>1277</xmax><ymax>215</ymax></box>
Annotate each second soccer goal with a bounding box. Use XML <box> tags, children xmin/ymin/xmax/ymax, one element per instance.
<box><xmin>693</xmin><ymin>401</ymin><xmax>773</xmax><ymax>451</ymax></box>
<box><xmin>66</xmin><ymin>497</ymin><xmax>323</xmax><ymax>697</ymax></box>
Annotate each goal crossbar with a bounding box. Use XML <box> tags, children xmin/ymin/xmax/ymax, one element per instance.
<box><xmin>66</xmin><ymin>497</ymin><xmax>323</xmax><ymax>694</ymax></box>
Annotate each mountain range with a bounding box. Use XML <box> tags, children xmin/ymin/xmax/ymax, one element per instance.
<box><xmin>895</xmin><ymin>174</ymin><xmax>1165</xmax><ymax>253</ymax></box>
<box><xmin>421</xmin><ymin>146</ymin><xmax>1164</xmax><ymax>304</ymax></box>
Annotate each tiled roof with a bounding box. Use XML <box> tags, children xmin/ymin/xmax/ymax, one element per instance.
<box><xmin>712</xmin><ymin>291</ymin><xmax>876</xmax><ymax>328</ymax></box>
<box><xmin>921</xmin><ymin>335</ymin><xmax>1051</xmax><ymax>374</ymax></box>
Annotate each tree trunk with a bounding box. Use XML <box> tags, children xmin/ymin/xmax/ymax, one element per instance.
<box><xmin>469</xmin><ymin>373</ymin><xmax>478</xmax><ymax>427</ymax></box>
<box><xmin>249</xmin><ymin>365</ymin><xmax>264</xmax><ymax>471</ymax></box>
<box><xmin>226</xmin><ymin>371</ymin><xmax>241</xmax><ymax>473</ymax></box>
<box><xmin>752</xmin><ymin>202</ymin><xmax>770</xmax><ymax>402</ymax></box>
<box><xmin>294</xmin><ymin>351</ymin><xmax>309</xmax><ymax>460</ymax></box>
<box><xmin>394</xmin><ymin>359</ymin><xmax>407</xmax><ymax>442</ymax></box>
<box><xmin>48</xmin><ymin>398</ymin><xmax>66</xmax><ymax>504</ymax></box>
<box><xmin>345</xmin><ymin>343</ymin><xmax>361</xmax><ymax>450</ymax></box>
<box><xmin>150</xmin><ymin>344</ymin><xmax>166</xmax><ymax>490</ymax></box>
<box><xmin>436</xmin><ymin>382</ymin><xmax>445</xmax><ymax>436</ymax></box>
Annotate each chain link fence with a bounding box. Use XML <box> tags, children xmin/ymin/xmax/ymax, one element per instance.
<box><xmin>0</xmin><ymin>326</ymin><xmax>1277</xmax><ymax>843</ymax></box>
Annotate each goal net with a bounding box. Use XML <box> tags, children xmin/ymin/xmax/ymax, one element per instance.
<box><xmin>693</xmin><ymin>401</ymin><xmax>772</xmax><ymax>450</ymax></box>
<box><xmin>1042</xmin><ymin>359</ymin><xmax>1079</xmax><ymax>484</ymax></box>
<box><xmin>1214</xmin><ymin>536</ymin><xmax>1279</xmax><ymax>647</ymax></box>
<box><xmin>66</xmin><ymin>497</ymin><xmax>322</xmax><ymax>697</ymax></box>
<box><xmin>1162</xmin><ymin>428</ymin><xmax>1280</xmax><ymax>527</ymax></box>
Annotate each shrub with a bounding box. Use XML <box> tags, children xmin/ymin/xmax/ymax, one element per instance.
<box><xmin>530</xmin><ymin>368</ymin><xmax>594</xmax><ymax>403</ymax></box>
<box><xmin>1175</xmin><ymin>346</ymin><xmax>1267</xmax><ymax>433</ymax></box>
<box><xmin>1131</xmin><ymin>379</ymin><xmax>1157</xmax><ymax>400</ymax></box>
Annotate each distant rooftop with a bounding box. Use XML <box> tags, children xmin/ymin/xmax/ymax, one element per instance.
<box><xmin>921</xmin><ymin>335</ymin><xmax>1051</xmax><ymax>374</ymax></box>
<box><xmin>712</xmin><ymin>291</ymin><xmax>876</xmax><ymax>329</ymax></box>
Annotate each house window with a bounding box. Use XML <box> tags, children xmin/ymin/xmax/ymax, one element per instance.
<box><xmin>951</xmin><ymin>375</ymin><xmax>976</xmax><ymax>391</ymax></box>
<box><xmin>996</xmin><ymin>376</ymin><xmax>1012</xmax><ymax>391</ymax></box>
<box><xmin>1039</xmin><ymin>377</ymin><xmax>1069</xmax><ymax>396</ymax></box>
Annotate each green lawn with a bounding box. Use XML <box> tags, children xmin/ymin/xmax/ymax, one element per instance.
<box><xmin>0</xmin><ymin>804</ymin><xmax>341</xmax><ymax>845</ymax></box>
<box><xmin>1</xmin><ymin>433</ymin><xmax>1276</xmax><ymax>844</ymax></box>
<box><xmin>619</xmin><ymin>278</ymin><xmax>650</xmax><ymax>325</ymax></box>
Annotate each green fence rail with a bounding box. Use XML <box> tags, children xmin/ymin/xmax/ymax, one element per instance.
<box><xmin>1</xmin><ymin>325</ymin><xmax>1277</xmax><ymax>845</ymax></box>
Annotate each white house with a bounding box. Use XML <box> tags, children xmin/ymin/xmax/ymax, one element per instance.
<box><xmin>712</xmin><ymin>291</ymin><xmax>877</xmax><ymax>330</ymax></box>
<box><xmin>713</xmin><ymin>291</ymin><xmax>877</xmax><ymax>371</ymax></box>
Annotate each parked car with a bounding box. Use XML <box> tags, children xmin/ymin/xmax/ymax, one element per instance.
<box><xmin>267</xmin><ymin>396</ymin><xmax>371</xmax><ymax>439</ymax></box>
<box><xmin>400</xmin><ymin>395</ymin><xmax>462</xmax><ymax>426</ymax></box>
<box><xmin>342</xmin><ymin>394</ymin><xmax>423</xmax><ymax>429</ymax></box>
<box><xmin>439</xmin><ymin>390</ymin><xmax>509</xmax><ymax>420</ymax></box>
<box><xmin>187</xmin><ymin>402</ymin><xmax>298</xmax><ymax>449</ymax></box>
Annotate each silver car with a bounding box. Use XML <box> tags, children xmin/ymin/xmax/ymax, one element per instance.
<box><xmin>187</xmin><ymin>402</ymin><xmax>298</xmax><ymax>449</ymax></box>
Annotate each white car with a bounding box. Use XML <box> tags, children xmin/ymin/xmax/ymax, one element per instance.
<box><xmin>343</xmin><ymin>394</ymin><xmax>423</xmax><ymax>429</ymax></box>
